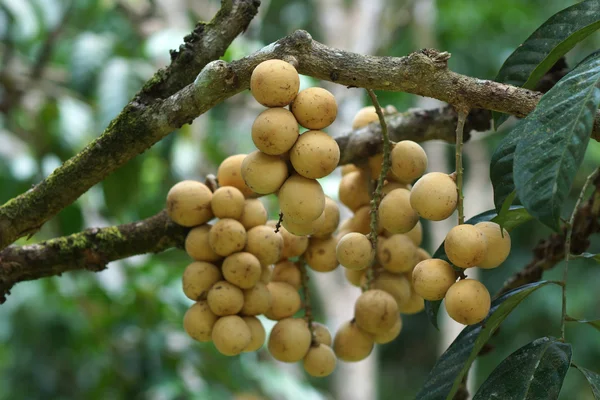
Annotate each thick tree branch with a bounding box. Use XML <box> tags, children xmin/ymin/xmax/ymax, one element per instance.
<box><xmin>0</xmin><ymin>211</ymin><xmax>187</xmax><ymax>303</ymax></box>
<box><xmin>0</xmin><ymin>0</ymin><xmax>260</xmax><ymax>250</ymax></box>
<box><xmin>1</xmin><ymin>29</ymin><xmax>595</xmax><ymax>252</ymax></box>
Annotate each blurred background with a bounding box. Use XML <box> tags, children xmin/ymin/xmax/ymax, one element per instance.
<box><xmin>1</xmin><ymin>0</ymin><xmax>600</xmax><ymax>399</ymax></box>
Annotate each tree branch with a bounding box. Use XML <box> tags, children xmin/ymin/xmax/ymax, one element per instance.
<box><xmin>2</xmin><ymin>28</ymin><xmax>595</xmax><ymax>252</ymax></box>
<box><xmin>0</xmin><ymin>211</ymin><xmax>187</xmax><ymax>303</ymax></box>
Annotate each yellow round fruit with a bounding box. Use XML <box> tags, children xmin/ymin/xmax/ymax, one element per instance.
<box><xmin>336</xmin><ymin>232</ymin><xmax>374</xmax><ymax>270</ymax></box>
<box><xmin>305</xmin><ymin>236</ymin><xmax>339</xmax><ymax>272</ymax></box>
<box><xmin>212</xmin><ymin>315</ymin><xmax>252</xmax><ymax>356</ymax></box>
<box><xmin>268</xmin><ymin>318</ymin><xmax>312</xmax><ymax>362</ymax></box>
<box><xmin>411</xmin><ymin>259</ymin><xmax>457</xmax><ymax>301</ymax></box>
<box><xmin>378</xmin><ymin>188</ymin><xmax>419</xmax><ymax>234</ymax></box>
<box><xmin>250</xmin><ymin>59</ymin><xmax>299</xmax><ymax>107</ymax></box>
<box><xmin>338</xmin><ymin>170</ymin><xmax>370</xmax><ymax>212</ymax></box>
<box><xmin>183</xmin><ymin>301</ymin><xmax>218</xmax><ymax>342</ymax></box>
<box><xmin>208</xmin><ymin>218</ymin><xmax>247</xmax><ymax>256</ymax></box>
<box><xmin>374</xmin><ymin>316</ymin><xmax>402</xmax><ymax>344</ymax></box>
<box><xmin>397</xmin><ymin>286</ymin><xmax>425</xmax><ymax>314</ymax></box>
<box><xmin>239</xmin><ymin>199</ymin><xmax>268</xmax><ymax>230</ymax></box>
<box><xmin>405</xmin><ymin>221</ymin><xmax>423</xmax><ymax>247</ymax></box>
<box><xmin>251</xmin><ymin>107</ymin><xmax>299</xmax><ymax>155</ymax></box>
<box><xmin>266</xmin><ymin>221</ymin><xmax>309</xmax><ymax>259</ymax></box>
<box><xmin>390</xmin><ymin>140</ymin><xmax>428</xmax><ymax>183</ymax></box>
<box><xmin>354</xmin><ymin>289</ymin><xmax>399</xmax><ymax>334</ymax></box>
<box><xmin>241</xmin><ymin>150</ymin><xmax>289</xmax><ymax>195</ymax></box>
<box><xmin>311</xmin><ymin>197</ymin><xmax>340</xmax><ymax>238</ymax></box>
<box><xmin>245</xmin><ymin>225</ymin><xmax>283</xmax><ymax>266</ymax></box>
<box><xmin>281</xmin><ymin>216</ymin><xmax>314</xmax><ymax>236</ymax></box>
<box><xmin>278</xmin><ymin>175</ymin><xmax>325</xmax><ymax>223</ymax></box>
<box><xmin>410</xmin><ymin>172</ymin><xmax>458</xmax><ymax>221</ymax></box>
<box><xmin>377</xmin><ymin>234</ymin><xmax>418</xmax><ymax>273</ymax></box>
<box><xmin>185</xmin><ymin>224</ymin><xmax>222</xmax><ymax>262</ymax></box>
<box><xmin>242</xmin><ymin>316</ymin><xmax>266</xmax><ymax>352</ymax></box>
<box><xmin>312</xmin><ymin>322</ymin><xmax>332</xmax><ymax>346</ymax></box>
<box><xmin>352</xmin><ymin>205</ymin><xmax>383</xmax><ymax>235</ymax></box>
<box><xmin>291</xmin><ymin>87</ymin><xmax>337</xmax><ymax>130</ymax></box>
<box><xmin>207</xmin><ymin>281</ymin><xmax>245</xmax><ymax>316</ymax></box>
<box><xmin>166</xmin><ymin>180</ymin><xmax>213</xmax><ymax>227</ymax></box>
<box><xmin>222</xmin><ymin>252</ymin><xmax>262</xmax><ymax>289</ymax></box>
<box><xmin>369</xmin><ymin>270</ymin><xmax>412</xmax><ymax>307</ymax></box>
<box><xmin>475</xmin><ymin>221</ymin><xmax>511</xmax><ymax>269</ymax></box>
<box><xmin>333</xmin><ymin>320</ymin><xmax>374</xmax><ymax>362</ymax></box>
<box><xmin>345</xmin><ymin>268</ymin><xmax>367</xmax><ymax>287</ymax></box>
<box><xmin>352</xmin><ymin>106</ymin><xmax>378</xmax><ymax>129</ymax></box>
<box><xmin>444</xmin><ymin>224</ymin><xmax>487</xmax><ymax>268</ymax></box>
<box><xmin>382</xmin><ymin>181</ymin><xmax>410</xmax><ymax>197</ymax></box>
<box><xmin>241</xmin><ymin>282</ymin><xmax>271</xmax><ymax>316</ymax></box>
<box><xmin>182</xmin><ymin>261</ymin><xmax>222</xmax><ymax>301</ymax></box>
<box><xmin>265</xmin><ymin>282</ymin><xmax>301</xmax><ymax>320</ymax></box>
<box><xmin>303</xmin><ymin>344</ymin><xmax>337</xmax><ymax>377</ymax></box>
<box><xmin>445</xmin><ymin>279</ymin><xmax>491</xmax><ymax>325</ymax></box>
<box><xmin>210</xmin><ymin>186</ymin><xmax>245</xmax><ymax>219</ymax></box>
<box><xmin>341</xmin><ymin>164</ymin><xmax>359</xmax><ymax>176</ymax></box>
<box><xmin>217</xmin><ymin>154</ymin><xmax>255</xmax><ymax>197</ymax></box>
<box><xmin>272</xmin><ymin>260</ymin><xmax>302</xmax><ymax>290</ymax></box>
<box><xmin>290</xmin><ymin>130</ymin><xmax>340</xmax><ymax>179</ymax></box>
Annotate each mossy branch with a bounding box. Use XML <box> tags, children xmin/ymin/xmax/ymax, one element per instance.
<box><xmin>0</xmin><ymin>211</ymin><xmax>187</xmax><ymax>303</ymax></box>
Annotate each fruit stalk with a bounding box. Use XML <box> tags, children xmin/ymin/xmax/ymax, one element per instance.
<box><xmin>454</xmin><ymin>108</ymin><xmax>469</xmax><ymax>225</ymax></box>
<box><xmin>298</xmin><ymin>257</ymin><xmax>316</xmax><ymax>342</ymax></box>
<box><xmin>560</xmin><ymin>166</ymin><xmax>600</xmax><ymax>341</ymax></box>
<box><xmin>365</xmin><ymin>89</ymin><xmax>392</xmax><ymax>290</ymax></box>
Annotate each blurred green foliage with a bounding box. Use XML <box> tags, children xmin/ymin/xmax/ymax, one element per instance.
<box><xmin>1</xmin><ymin>0</ymin><xmax>600</xmax><ymax>399</ymax></box>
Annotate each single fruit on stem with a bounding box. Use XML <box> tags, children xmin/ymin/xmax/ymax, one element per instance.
<box><xmin>333</xmin><ymin>320</ymin><xmax>374</xmax><ymax>362</ymax></box>
<box><xmin>183</xmin><ymin>300</ymin><xmax>218</xmax><ymax>342</ymax></box>
<box><xmin>336</xmin><ymin>232</ymin><xmax>375</xmax><ymax>271</ymax></box>
<box><xmin>242</xmin><ymin>316</ymin><xmax>266</xmax><ymax>352</ymax></box>
<box><xmin>182</xmin><ymin>261</ymin><xmax>222</xmax><ymax>301</ymax></box>
<box><xmin>444</xmin><ymin>224</ymin><xmax>487</xmax><ymax>268</ymax></box>
<box><xmin>166</xmin><ymin>180</ymin><xmax>213</xmax><ymax>227</ymax></box>
<box><xmin>354</xmin><ymin>289</ymin><xmax>400</xmax><ymax>335</ymax></box>
<box><xmin>265</xmin><ymin>282</ymin><xmax>301</xmax><ymax>320</ymax></box>
<box><xmin>241</xmin><ymin>150</ymin><xmax>289</xmax><ymax>195</ymax></box>
<box><xmin>475</xmin><ymin>221</ymin><xmax>511</xmax><ymax>269</ymax></box>
<box><xmin>390</xmin><ymin>140</ymin><xmax>428</xmax><ymax>183</ymax></box>
<box><xmin>268</xmin><ymin>317</ymin><xmax>312</xmax><ymax>362</ymax></box>
<box><xmin>207</xmin><ymin>281</ymin><xmax>245</xmax><ymax>316</ymax></box>
<box><xmin>185</xmin><ymin>224</ymin><xmax>223</xmax><ymax>262</ymax></box>
<box><xmin>241</xmin><ymin>282</ymin><xmax>271</xmax><ymax>316</ymax></box>
<box><xmin>411</xmin><ymin>258</ymin><xmax>457</xmax><ymax>301</ymax></box>
<box><xmin>444</xmin><ymin>279</ymin><xmax>491</xmax><ymax>325</ymax></box>
<box><xmin>222</xmin><ymin>252</ymin><xmax>262</xmax><ymax>289</ymax></box>
<box><xmin>378</xmin><ymin>188</ymin><xmax>419</xmax><ymax>234</ymax></box>
<box><xmin>410</xmin><ymin>172</ymin><xmax>458</xmax><ymax>221</ymax></box>
<box><xmin>250</xmin><ymin>59</ymin><xmax>299</xmax><ymax>107</ymax></box>
<box><xmin>303</xmin><ymin>344</ymin><xmax>337</xmax><ymax>377</ymax></box>
<box><xmin>212</xmin><ymin>315</ymin><xmax>252</xmax><ymax>356</ymax></box>
<box><xmin>217</xmin><ymin>154</ymin><xmax>256</xmax><ymax>197</ymax></box>
<box><xmin>291</xmin><ymin>87</ymin><xmax>338</xmax><ymax>130</ymax></box>
<box><xmin>251</xmin><ymin>107</ymin><xmax>299</xmax><ymax>155</ymax></box>
<box><xmin>278</xmin><ymin>175</ymin><xmax>325</xmax><ymax>223</ymax></box>
<box><xmin>210</xmin><ymin>186</ymin><xmax>245</xmax><ymax>219</ymax></box>
<box><xmin>208</xmin><ymin>218</ymin><xmax>247</xmax><ymax>257</ymax></box>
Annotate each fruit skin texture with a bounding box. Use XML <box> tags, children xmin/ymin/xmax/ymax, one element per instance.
<box><xmin>250</xmin><ymin>59</ymin><xmax>299</xmax><ymax>107</ymax></box>
<box><xmin>207</xmin><ymin>281</ymin><xmax>245</xmax><ymax>316</ymax></box>
<box><xmin>390</xmin><ymin>140</ymin><xmax>428</xmax><ymax>183</ymax></box>
<box><xmin>239</xmin><ymin>199</ymin><xmax>268</xmax><ymax>230</ymax></box>
<box><xmin>266</xmin><ymin>221</ymin><xmax>309</xmax><ymax>259</ymax></box>
<box><xmin>475</xmin><ymin>221</ymin><xmax>511</xmax><ymax>269</ymax></box>
<box><xmin>354</xmin><ymin>289</ymin><xmax>400</xmax><ymax>335</ymax></box>
<box><xmin>379</xmin><ymin>188</ymin><xmax>419</xmax><ymax>234</ymax></box>
<box><xmin>411</xmin><ymin>258</ymin><xmax>457</xmax><ymax>301</ymax></box>
<box><xmin>208</xmin><ymin>218</ymin><xmax>247</xmax><ymax>256</ymax></box>
<box><xmin>369</xmin><ymin>271</ymin><xmax>411</xmax><ymax>307</ymax></box>
<box><xmin>272</xmin><ymin>260</ymin><xmax>302</xmax><ymax>290</ymax></box>
<box><xmin>182</xmin><ymin>261</ymin><xmax>222</xmax><ymax>301</ymax></box>
<box><xmin>444</xmin><ymin>224</ymin><xmax>487</xmax><ymax>268</ymax></box>
<box><xmin>336</xmin><ymin>232</ymin><xmax>374</xmax><ymax>271</ymax></box>
<box><xmin>242</xmin><ymin>316</ymin><xmax>266</xmax><ymax>352</ymax></box>
<box><xmin>265</xmin><ymin>282</ymin><xmax>301</xmax><ymax>320</ymax></box>
<box><xmin>345</xmin><ymin>268</ymin><xmax>366</xmax><ymax>287</ymax></box>
<box><xmin>374</xmin><ymin>315</ymin><xmax>402</xmax><ymax>344</ymax></box>
<box><xmin>222</xmin><ymin>252</ymin><xmax>262</xmax><ymax>289</ymax></box>
<box><xmin>303</xmin><ymin>344</ymin><xmax>337</xmax><ymax>377</ymax></box>
<box><xmin>212</xmin><ymin>315</ymin><xmax>252</xmax><ymax>356</ymax></box>
<box><xmin>305</xmin><ymin>236</ymin><xmax>339</xmax><ymax>272</ymax></box>
<box><xmin>445</xmin><ymin>279</ymin><xmax>491</xmax><ymax>325</ymax></box>
<box><xmin>217</xmin><ymin>154</ymin><xmax>256</xmax><ymax>197</ymax></box>
<box><xmin>241</xmin><ymin>282</ymin><xmax>271</xmax><ymax>316</ymax></box>
<box><xmin>352</xmin><ymin>106</ymin><xmax>379</xmax><ymax>129</ymax></box>
<box><xmin>268</xmin><ymin>318</ymin><xmax>312</xmax><ymax>362</ymax></box>
<box><xmin>278</xmin><ymin>175</ymin><xmax>325</xmax><ymax>223</ymax></box>
<box><xmin>410</xmin><ymin>172</ymin><xmax>458</xmax><ymax>221</ymax></box>
<box><xmin>333</xmin><ymin>320</ymin><xmax>374</xmax><ymax>362</ymax></box>
<box><xmin>377</xmin><ymin>234</ymin><xmax>418</xmax><ymax>273</ymax></box>
<box><xmin>281</xmin><ymin>216</ymin><xmax>314</xmax><ymax>236</ymax></box>
<box><xmin>185</xmin><ymin>224</ymin><xmax>223</xmax><ymax>262</ymax></box>
<box><xmin>183</xmin><ymin>301</ymin><xmax>218</xmax><ymax>342</ymax></box>
<box><xmin>166</xmin><ymin>180</ymin><xmax>213</xmax><ymax>227</ymax></box>
<box><xmin>251</xmin><ymin>108</ymin><xmax>299</xmax><ymax>155</ymax></box>
<box><xmin>291</xmin><ymin>87</ymin><xmax>338</xmax><ymax>130</ymax></box>
<box><xmin>312</xmin><ymin>322</ymin><xmax>332</xmax><ymax>346</ymax></box>
<box><xmin>241</xmin><ymin>150</ymin><xmax>289</xmax><ymax>195</ymax></box>
<box><xmin>338</xmin><ymin>170</ymin><xmax>370</xmax><ymax>212</ymax></box>
<box><xmin>245</xmin><ymin>225</ymin><xmax>283</xmax><ymax>266</ymax></box>
<box><xmin>210</xmin><ymin>186</ymin><xmax>245</xmax><ymax>219</ymax></box>
<box><xmin>290</xmin><ymin>130</ymin><xmax>340</xmax><ymax>179</ymax></box>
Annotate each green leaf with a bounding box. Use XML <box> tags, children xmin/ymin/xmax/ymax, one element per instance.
<box><xmin>490</xmin><ymin>125</ymin><xmax>523</xmax><ymax>211</ymax></box>
<box><xmin>513</xmin><ymin>53</ymin><xmax>600</xmax><ymax>231</ymax></box>
<box><xmin>424</xmin><ymin>206</ymin><xmax>532</xmax><ymax>328</ymax></box>
<box><xmin>416</xmin><ymin>281</ymin><xmax>556</xmax><ymax>400</ymax></box>
<box><xmin>493</xmin><ymin>0</ymin><xmax>600</xmax><ymax>129</ymax></box>
<box><xmin>473</xmin><ymin>337</ymin><xmax>571</xmax><ymax>400</ymax></box>
<box><xmin>565</xmin><ymin>316</ymin><xmax>600</xmax><ymax>333</ymax></box>
<box><xmin>574</xmin><ymin>364</ymin><xmax>600</xmax><ymax>399</ymax></box>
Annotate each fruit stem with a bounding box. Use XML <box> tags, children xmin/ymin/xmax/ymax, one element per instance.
<box><xmin>365</xmin><ymin>89</ymin><xmax>391</xmax><ymax>291</ymax></box>
<box><xmin>454</xmin><ymin>108</ymin><xmax>469</xmax><ymax>225</ymax></box>
<box><xmin>560</xmin><ymin>167</ymin><xmax>600</xmax><ymax>341</ymax></box>
<box><xmin>298</xmin><ymin>257</ymin><xmax>316</xmax><ymax>342</ymax></box>
<box><xmin>274</xmin><ymin>212</ymin><xmax>284</xmax><ymax>233</ymax></box>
